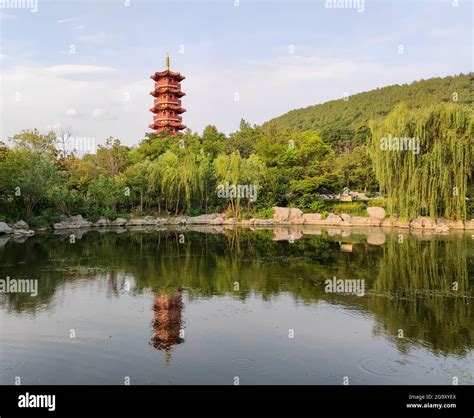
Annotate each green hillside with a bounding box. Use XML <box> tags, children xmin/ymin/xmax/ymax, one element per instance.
<box><xmin>263</xmin><ymin>73</ymin><xmax>473</xmax><ymax>131</ymax></box>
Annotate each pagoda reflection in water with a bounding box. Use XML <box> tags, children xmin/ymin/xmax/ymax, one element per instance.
<box><xmin>150</xmin><ymin>289</ymin><xmax>185</xmax><ymax>361</ymax></box>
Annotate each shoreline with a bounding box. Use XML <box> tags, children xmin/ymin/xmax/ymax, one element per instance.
<box><xmin>1</xmin><ymin>206</ymin><xmax>473</xmax><ymax>239</ymax></box>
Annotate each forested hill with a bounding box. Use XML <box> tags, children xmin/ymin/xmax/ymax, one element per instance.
<box><xmin>262</xmin><ymin>73</ymin><xmax>473</xmax><ymax>131</ymax></box>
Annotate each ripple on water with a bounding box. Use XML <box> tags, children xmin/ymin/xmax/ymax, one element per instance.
<box><xmin>231</xmin><ymin>357</ymin><xmax>255</xmax><ymax>370</ymax></box>
<box><xmin>359</xmin><ymin>356</ymin><xmax>410</xmax><ymax>377</ymax></box>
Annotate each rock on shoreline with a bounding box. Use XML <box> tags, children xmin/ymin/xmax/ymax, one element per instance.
<box><xmin>0</xmin><ymin>220</ymin><xmax>35</xmax><ymax>236</ymax></box>
<box><xmin>45</xmin><ymin>208</ymin><xmax>474</xmax><ymax>232</ymax></box>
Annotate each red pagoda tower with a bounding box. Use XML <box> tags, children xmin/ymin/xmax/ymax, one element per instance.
<box><xmin>149</xmin><ymin>54</ymin><xmax>186</xmax><ymax>134</ymax></box>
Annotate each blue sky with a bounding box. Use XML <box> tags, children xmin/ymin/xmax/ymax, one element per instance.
<box><xmin>0</xmin><ymin>0</ymin><xmax>472</xmax><ymax>147</ymax></box>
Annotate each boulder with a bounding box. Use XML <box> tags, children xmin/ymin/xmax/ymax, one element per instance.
<box><xmin>128</xmin><ymin>218</ymin><xmax>156</xmax><ymax>226</ymax></box>
<box><xmin>381</xmin><ymin>217</ymin><xmax>395</xmax><ymax>227</ymax></box>
<box><xmin>126</xmin><ymin>218</ymin><xmax>146</xmax><ymax>226</ymax></box>
<box><xmin>273</xmin><ymin>207</ymin><xmax>291</xmax><ymax>223</ymax></box>
<box><xmin>340</xmin><ymin>213</ymin><xmax>352</xmax><ymax>223</ymax></box>
<box><xmin>302</xmin><ymin>213</ymin><xmax>322</xmax><ymax>224</ymax></box>
<box><xmin>95</xmin><ymin>218</ymin><xmax>110</xmax><ymax>227</ymax></box>
<box><xmin>223</xmin><ymin>218</ymin><xmax>236</xmax><ymax>225</ymax></box>
<box><xmin>70</xmin><ymin>215</ymin><xmax>85</xmax><ymax>224</ymax></box>
<box><xmin>351</xmin><ymin>216</ymin><xmax>380</xmax><ymax>226</ymax></box>
<box><xmin>0</xmin><ymin>222</ymin><xmax>13</xmax><ymax>234</ymax></box>
<box><xmin>59</xmin><ymin>214</ymin><xmax>69</xmax><ymax>222</ymax></box>
<box><xmin>289</xmin><ymin>208</ymin><xmax>304</xmax><ymax>223</ymax></box>
<box><xmin>465</xmin><ymin>220</ymin><xmax>474</xmax><ymax>230</ymax></box>
<box><xmin>111</xmin><ymin>218</ymin><xmax>127</xmax><ymax>226</ymax></box>
<box><xmin>166</xmin><ymin>217</ymin><xmax>187</xmax><ymax>225</ymax></box>
<box><xmin>447</xmin><ymin>220</ymin><xmax>465</xmax><ymax>230</ymax></box>
<box><xmin>240</xmin><ymin>218</ymin><xmax>255</xmax><ymax>225</ymax></box>
<box><xmin>186</xmin><ymin>214</ymin><xmax>219</xmax><ymax>224</ymax></box>
<box><xmin>254</xmin><ymin>219</ymin><xmax>274</xmax><ymax>225</ymax></box>
<box><xmin>393</xmin><ymin>219</ymin><xmax>410</xmax><ymax>229</ymax></box>
<box><xmin>435</xmin><ymin>219</ymin><xmax>449</xmax><ymax>233</ymax></box>
<box><xmin>409</xmin><ymin>217</ymin><xmax>424</xmax><ymax>229</ymax></box>
<box><xmin>351</xmin><ymin>216</ymin><xmax>370</xmax><ymax>226</ymax></box>
<box><xmin>53</xmin><ymin>215</ymin><xmax>92</xmax><ymax>229</ymax></box>
<box><xmin>367</xmin><ymin>206</ymin><xmax>386</xmax><ymax>220</ymax></box>
<box><xmin>210</xmin><ymin>216</ymin><xmax>224</xmax><ymax>225</ymax></box>
<box><xmin>422</xmin><ymin>217</ymin><xmax>436</xmax><ymax>229</ymax></box>
<box><xmin>325</xmin><ymin>214</ymin><xmax>343</xmax><ymax>225</ymax></box>
<box><xmin>13</xmin><ymin>220</ymin><xmax>29</xmax><ymax>230</ymax></box>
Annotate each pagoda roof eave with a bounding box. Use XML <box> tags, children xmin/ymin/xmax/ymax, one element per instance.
<box><xmin>151</xmin><ymin>70</ymin><xmax>185</xmax><ymax>82</ymax></box>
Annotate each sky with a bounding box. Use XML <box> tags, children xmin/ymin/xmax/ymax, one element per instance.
<box><xmin>0</xmin><ymin>0</ymin><xmax>472</xmax><ymax>148</ymax></box>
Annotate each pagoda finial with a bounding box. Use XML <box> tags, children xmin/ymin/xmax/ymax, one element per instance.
<box><xmin>166</xmin><ymin>53</ymin><xmax>170</xmax><ymax>71</ymax></box>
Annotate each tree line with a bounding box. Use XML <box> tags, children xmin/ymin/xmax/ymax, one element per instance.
<box><xmin>0</xmin><ymin>102</ymin><xmax>472</xmax><ymax>227</ymax></box>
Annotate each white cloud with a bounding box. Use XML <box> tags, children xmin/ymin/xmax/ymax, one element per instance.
<box><xmin>46</xmin><ymin>65</ymin><xmax>117</xmax><ymax>75</ymax></box>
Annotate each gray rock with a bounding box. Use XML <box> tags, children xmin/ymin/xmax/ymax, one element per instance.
<box><xmin>0</xmin><ymin>222</ymin><xmax>13</xmax><ymax>234</ymax></box>
<box><xmin>59</xmin><ymin>214</ymin><xmax>69</xmax><ymax>222</ymax></box>
<box><xmin>14</xmin><ymin>220</ymin><xmax>29</xmax><ymax>230</ymax></box>
<box><xmin>95</xmin><ymin>218</ymin><xmax>110</xmax><ymax>227</ymax></box>
<box><xmin>111</xmin><ymin>218</ymin><xmax>127</xmax><ymax>226</ymax></box>
<box><xmin>186</xmin><ymin>214</ymin><xmax>219</xmax><ymax>224</ymax></box>
<box><xmin>166</xmin><ymin>217</ymin><xmax>187</xmax><ymax>225</ymax></box>
<box><xmin>70</xmin><ymin>215</ymin><xmax>84</xmax><ymax>223</ymax></box>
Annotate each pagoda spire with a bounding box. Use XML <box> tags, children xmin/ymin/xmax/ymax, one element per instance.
<box><xmin>149</xmin><ymin>54</ymin><xmax>186</xmax><ymax>134</ymax></box>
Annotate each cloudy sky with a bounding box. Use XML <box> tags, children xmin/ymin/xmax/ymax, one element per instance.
<box><xmin>0</xmin><ymin>0</ymin><xmax>472</xmax><ymax>147</ymax></box>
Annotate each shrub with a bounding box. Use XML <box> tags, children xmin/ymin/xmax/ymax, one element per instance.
<box><xmin>330</xmin><ymin>202</ymin><xmax>367</xmax><ymax>216</ymax></box>
<box><xmin>252</xmin><ymin>207</ymin><xmax>275</xmax><ymax>219</ymax></box>
<box><xmin>307</xmin><ymin>200</ymin><xmax>327</xmax><ymax>213</ymax></box>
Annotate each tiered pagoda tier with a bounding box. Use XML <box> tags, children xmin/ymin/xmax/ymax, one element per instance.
<box><xmin>149</xmin><ymin>54</ymin><xmax>186</xmax><ymax>133</ymax></box>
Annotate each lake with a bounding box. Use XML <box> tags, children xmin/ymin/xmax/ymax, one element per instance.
<box><xmin>0</xmin><ymin>226</ymin><xmax>473</xmax><ymax>385</ymax></box>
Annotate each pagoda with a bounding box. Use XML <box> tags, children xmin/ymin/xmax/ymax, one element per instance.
<box><xmin>149</xmin><ymin>54</ymin><xmax>186</xmax><ymax>133</ymax></box>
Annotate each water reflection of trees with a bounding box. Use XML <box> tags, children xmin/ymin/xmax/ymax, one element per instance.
<box><xmin>0</xmin><ymin>229</ymin><xmax>472</xmax><ymax>356</ymax></box>
<box><xmin>369</xmin><ymin>237</ymin><xmax>473</xmax><ymax>356</ymax></box>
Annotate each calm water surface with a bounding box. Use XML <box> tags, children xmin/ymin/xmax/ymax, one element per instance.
<box><xmin>0</xmin><ymin>226</ymin><xmax>473</xmax><ymax>384</ymax></box>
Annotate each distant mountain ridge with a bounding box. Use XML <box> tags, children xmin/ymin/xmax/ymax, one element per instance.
<box><xmin>262</xmin><ymin>73</ymin><xmax>473</xmax><ymax>131</ymax></box>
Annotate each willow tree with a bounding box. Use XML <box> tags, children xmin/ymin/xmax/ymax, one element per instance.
<box><xmin>369</xmin><ymin>103</ymin><xmax>473</xmax><ymax>220</ymax></box>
